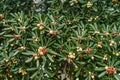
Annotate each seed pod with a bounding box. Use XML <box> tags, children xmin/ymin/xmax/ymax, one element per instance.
<box><xmin>13</xmin><ymin>35</ymin><xmax>21</xmax><ymax>40</ymax></box>
<box><xmin>68</xmin><ymin>52</ymin><xmax>75</xmax><ymax>59</ymax></box>
<box><xmin>112</xmin><ymin>0</ymin><xmax>118</xmax><ymax>3</ymax></box>
<box><xmin>88</xmin><ymin>17</ymin><xmax>93</xmax><ymax>22</ymax></box>
<box><xmin>49</xmin><ymin>29</ymin><xmax>56</xmax><ymax>36</ymax></box>
<box><xmin>38</xmin><ymin>47</ymin><xmax>47</xmax><ymax>55</ymax></box>
<box><xmin>72</xmin><ymin>0</ymin><xmax>78</xmax><ymax>3</ymax></box>
<box><xmin>0</xmin><ymin>14</ymin><xmax>3</xmax><ymax>20</ymax></box>
<box><xmin>32</xmin><ymin>53</ymin><xmax>40</xmax><ymax>60</ymax></box>
<box><xmin>76</xmin><ymin>36</ymin><xmax>82</xmax><ymax>42</ymax></box>
<box><xmin>90</xmin><ymin>72</ymin><xmax>95</xmax><ymax>79</ymax></box>
<box><xmin>51</xmin><ymin>21</ymin><xmax>56</xmax><ymax>26</ymax></box>
<box><xmin>103</xmin><ymin>31</ymin><xmax>109</xmax><ymax>35</ymax></box>
<box><xmin>106</xmin><ymin>67</ymin><xmax>117</xmax><ymax>74</ymax></box>
<box><xmin>87</xmin><ymin>1</ymin><xmax>93</xmax><ymax>8</ymax></box>
<box><xmin>85</xmin><ymin>48</ymin><xmax>92</xmax><ymax>54</ymax></box>
<box><xmin>113</xmin><ymin>32</ymin><xmax>117</xmax><ymax>37</ymax></box>
<box><xmin>97</xmin><ymin>42</ymin><xmax>102</xmax><ymax>48</ymax></box>
<box><xmin>37</xmin><ymin>23</ymin><xmax>44</xmax><ymax>30</ymax></box>
<box><xmin>76</xmin><ymin>47</ymin><xmax>82</xmax><ymax>52</ymax></box>
<box><xmin>79</xmin><ymin>54</ymin><xmax>83</xmax><ymax>58</ymax></box>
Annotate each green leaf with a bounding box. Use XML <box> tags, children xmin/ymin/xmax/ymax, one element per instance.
<box><xmin>22</xmin><ymin>76</ymin><xmax>25</xmax><ymax>80</ymax></box>
<box><xmin>98</xmin><ymin>71</ymin><xmax>106</xmax><ymax>78</ymax></box>
<box><xmin>25</xmin><ymin>57</ymin><xmax>33</xmax><ymax>63</ymax></box>
<box><xmin>32</xmin><ymin>27</ymin><xmax>37</xmax><ymax>31</ymax></box>
<box><xmin>117</xmin><ymin>68</ymin><xmax>120</xmax><ymax>71</ymax></box>
<box><xmin>41</xmin><ymin>56</ymin><xmax>46</xmax><ymax>67</ymax></box>
<box><xmin>44</xmin><ymin>69</ymin><xmax>52</xmax><ymax>77</ymax></box>
<box><xmin>47</xmin><ymin>54</ymin><xmax>54</xmax><ymax>62</ymax></box>
<box><xmin>95</xmin><ymin>67</ymin><xmax>105</xmax><ymax>71</ymax></box>
<box><xmin>48</xmin><ymin>49</ymin><xmax>61</xmax><ymax>56</ymax></box>
<box><xmin>77</xmin><ymin>62</ymin><xmax>85</xmax><ymax>65</ymax></box>
<box><xmin>94</xmin><ymin>55</ymin><xmax>102</xmax><ymax>59</ymax></box>
<box><xmin>26</xmin><ymin>68</ymin><xmax>38</xmax><ymax>71</ymax></box>
<box><xmin>22</xmin><ymin>51</ymin><xmax>33</xmax><ymax>56</ymax></box>
<box><xmin>114</xmin><ymin>35</ymin><xmax>120</xmax><ymax>43</ymax></box>
<box><xmin>0</xmin><ymin>32</ymin><xmax>5</xmax><ymax>35</ymax></box>
<box><xmin>3</xmin><ymin>35</ymin><xmax>13</xmax><ymax>37</ymax></box>
<box><xmin>114</xmin><ymin>61</ymin><xmax>120</xmax><ymax>66</ymax></box>
<box><xmin>38</xmin><ymin>71</ymin><xmax>44</xmax><ymax>80</ymax></box>
<box><xmin>8</xmin><ymin>38</ymin><xmax>14</xmax><ymax>43</ymax></box>
<box><xmin>97</xmin><ymin>62</ymin><xmax>106</xmax><ymax>66</ymax></box>
<box><xmin>36</xmin><ymin>60</ymin><xmax>39</xmax><ymax>68</ymax></box>
<box><xmin>10</xmin><ymin>50</ymin><xmax>19</xmax><ymax>57</ymax></box>
<box><xmin>114</xmin><ymin>74</ymin><xmax>120</xmax><ymax>80</ymax></box>
<box><xmin>30</xmin><ymin>71</ymin><xmax>38</xmax><ymax>79</ymax></box>
<box><xmin>88</xmin><ymin>75</ymin><xmax>91</xmax><ymax>80</ymax></box>
<box><xmin>75</xmin><ymin>69</ymin><xmax>81</xmax><ymax>77</ymax></box>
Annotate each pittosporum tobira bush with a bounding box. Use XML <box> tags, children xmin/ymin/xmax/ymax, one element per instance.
<box><xmin>0</xmin><ymin>0</ymin><xmax>120</xmax><ymax>80</ymax></box>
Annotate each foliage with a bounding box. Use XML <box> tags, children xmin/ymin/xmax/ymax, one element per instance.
<box><xmin>0</xmin><ymin>0</ymin><xmax>120</xmax><ymax>80</ymax></box>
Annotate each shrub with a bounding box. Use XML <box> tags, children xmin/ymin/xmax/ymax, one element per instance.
<box><xmin>0</xmin><ymin>0</ymin><xmax>120</xmax><ymax>80</ymax></box>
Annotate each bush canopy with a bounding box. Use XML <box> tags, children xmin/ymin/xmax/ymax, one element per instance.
<box><xmin>0</xmin><ymin>0</ymin><xmax>120</xmax><ymax>80</ymax></box>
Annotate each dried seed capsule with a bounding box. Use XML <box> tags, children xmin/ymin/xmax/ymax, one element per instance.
<box><xmin>87</xmin><ymin>1</ymin><xmax>93</xmax><ymax>8</ymax></box>
<box><xmin>37</xmin><ymin>23</ymin><xmax>44</xmax><ymax>30</ymax></box>
<box><xmin>85</xmin><ymin>48</ymin><xmax>92</xmax><ymax>54</ymax></box>
<box><xmin>68</xmin><ymin>52</ymin><xmax>75</xmax><ymax>59</ymax></box>
<box><xmin>13</xmin><ymin>35</ymin><xmax>21</xmax><ymax>40</ymax></box>
<box><xmin>0</xmin><ymin>14</ymin><xmax>3</xmax><ymax>20</ymax></box>
<box><xmin>38</xmin><ymin>47</ymin><xmax>47</xmax><ymax>55</ymax></box>
<box><xmin>112</xmin><ymin>0</ymin><xmax>118</xmax><ymax>3</ymax></box>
